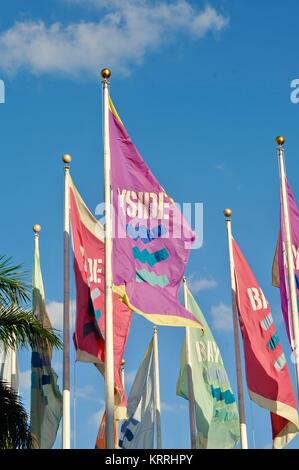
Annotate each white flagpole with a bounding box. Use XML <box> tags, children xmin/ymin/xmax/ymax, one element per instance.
<box><xmin>182</xmin><ymin>277</ymin><xmax>197</xmax><ymax>449</ymax></box>
<box><xmin>276</xmin><ymin>136</ymin><xmax>299</xmax><ymax>391</ymax></box>
<box><xmin>121</xmin><ymin>358</ymin><xmax>125</xmax><ymax>390</ymax></box>
<box><xmin>101</xmin><ymin>67</ymin><xmax>115</xmax><ymax>449</ymax></box>
<box><xmin>62</xmin><ymin>153</ymin><xmax>72</xmax><ymax>449</ymax></box>
<box><xmin>224</xmin><ymin>208</ymin><xmax>248</xmax><ymax>449</ymax></box>
<box><xmin>153</xmin><ymin>326</ymin><xmax>162</xmax><ymax>449</ymax></box>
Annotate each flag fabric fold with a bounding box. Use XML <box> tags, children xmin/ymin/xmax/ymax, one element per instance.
<box><xmin>176</xmin><ymin>285</ymin><xmax>240</xmax><ymax>449</ymax></box>
<box><xmin>119</xmin><ymin>338</ymin><xmax>155</xmax><ymax>449</ymax></box>
<box><xmin>69</xmin><ymin>174</ymin><xmax>131</xmax><ymax>419</ymax></box>
<box><xmin>30</xmin><ymin>238</ymin><xmax>62</xmax><ymax>449</ymax></box>
<box><xmin>233</xmin><ymin>238</ymin><xmax>299</xmax><ymax>449</ymax></box>
<box><xmin>109</xmin><ymin>97</ymin><xmax>203</xmax><ymax>331</ymax></box>
<box><xmin>272</xmin><ymin>179</ymin><xmax>299</xmax><ymax>348</ymax></box>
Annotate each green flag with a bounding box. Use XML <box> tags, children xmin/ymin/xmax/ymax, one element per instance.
<box><xmin>30</xmin><ymin>238</ymin><xmax>62</xmax><ymax>448</ymax></box>
<box><xmin>176</xmin><ymin>285</ymin><xmax>240</xmax><ymax>449</ymax></box>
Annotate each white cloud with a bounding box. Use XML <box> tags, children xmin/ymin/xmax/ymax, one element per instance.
<box><xmin>19</xmin><ymin>369</ymin><xmax>31</xmax><ymax>391</ymax></box>
<box><xmin>187</xmin><ymin>274</ymin><xmax>218</xmax><ymax>293</ymax></box>
<box><xmin>161</xmin><ymin>401</ymin><xmax>175</xmax><ymax>412</ymax></box>
<box><xmin>0</xmin><ymin>1</ymin><xmax>229</xmax><ymax>77</ymax></box>
<box><xmin>210</xmin><ymin>302</ymin><xmax>233</xmax><ymax>332</ymax></box>
<box><xmin>46</xmin><ymin>299</ymin><xmax>76</xmax><ymax>330</ymax></box>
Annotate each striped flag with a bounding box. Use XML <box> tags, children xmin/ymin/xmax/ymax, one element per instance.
<box><xmin>233</xmin><ymin>238</ymin><xmax>299</xmax><ymax>448</ymax></box>
<box><xmin>30</xmin><ymin>236</ymin><xmax>62</xmax><ymax>448</ymax></box>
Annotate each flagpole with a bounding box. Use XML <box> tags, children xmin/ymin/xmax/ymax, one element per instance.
<box><xmin>101</xmin><ymin>67</ymin><xmax>115</xmax><ymax>449</ymax></box>
<box><xmin>153</xmin><ymin>326</ymin><xmax>162</xmax><ymax>449</ymax></box>
<box><xmin>121</xmin><ymin>358</ymin><xmax>125</xmax><ymax>390</ymax></box>
<box><xmin>224</xmin><ymin>208</ymin><xmax>248</xmax><ymax>449</ymax></box>
<box><xmin>182</xmin><ymin>277</ymin><xmax>197</xmax><ymax>449</ymax></box>
<box><xmin>62</xmin><ymin>153</ymin><xmax>72</xmax><ymax>449</ymax></box>
<box><xmin>276</xmin><ymin>136</ymin><xmax>299</xmax><ymax>391</ymax></box>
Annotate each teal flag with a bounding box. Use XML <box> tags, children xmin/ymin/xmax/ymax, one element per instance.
<box><xmin>30</xmin><ymin>239</ymin><xmax>62</xmax><ymax>449</ymax></box>
<box><xmin>176</xmin><ymin>285</ymin><xmax>240</xmax><ymax>449</ymax></box>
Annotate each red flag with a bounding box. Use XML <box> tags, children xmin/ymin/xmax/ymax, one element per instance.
<box><xmin>69</xmin><ymin>175</ymin><xmax>131</xmax><ymax>419</ymax></box>
<box><xmin>233</xmin><ymin>238</ymin><xmax>299</xmax><ymax>448</ymax></box>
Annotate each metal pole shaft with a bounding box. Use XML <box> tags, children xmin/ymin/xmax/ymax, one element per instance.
<box><xmin>153</xmin><ymin>327</ymin><xmax>162</xmax><ymax>449</ymax></box>
<box><xmin>225</xmin><ymin>213</ymin><xmax>248</xmax><ymax>449</ymax></box>
<box><xmin>63</xmin><ymin>163</ymin><xmax>71</xmax><ymax>449</ymax></box>
<box><xmin>102</xmin><ymin>71</ymin><xmax>115</xmax><ymax>449</ymax></box>
<box><xmin>183</xmin><ymin>278</ymin><xmax>197</xmax><ymax>449</ymax></box>
<box><xmin>277</xmin><ymin>144</ymin><xmax>299</xmax><ymax>391</ymax></box>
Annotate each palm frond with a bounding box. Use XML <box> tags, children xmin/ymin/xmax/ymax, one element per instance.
<box><xmin>0</xmin><ymin>256</ymin><xmax>30</xmax><ymax>306</ymax></box>
<box><xmin>0</xmin><ymin>304</ymin><xmax>62</xmax><ymax>351</ymax></box>
<box><xmin>0</xmin><ymin>380</ymin><xmax>32</xmax><ymax>449</ymax></box>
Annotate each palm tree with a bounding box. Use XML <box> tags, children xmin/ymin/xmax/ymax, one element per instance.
<box><xmin>0</xmin><ymin>256</ymin><xmax>62</xmax><ymax>448</ymax></box>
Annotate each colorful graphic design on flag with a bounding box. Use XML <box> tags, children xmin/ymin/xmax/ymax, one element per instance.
<box><xmin>272</xmin><ymin>179</ymin><xmax>299</xmax><ymax>348</ymax></box>
<box><xmin>30</xmin><ymin>237</ymin><xmax>62</xmax><ymax>449</ymax></box>
<box><xmin>119</xmin><ymin>338</ymin><xmax>155</xmax><ymax>449</ymax></box>
<box><xmin>234</xmin><ymin>239</ymin><xmax>299</xmax><ymax>448</ymax></box>
<box><xmin>69</xmin><ymin>175</ymin><xmax>131</xmax><ymax>419</ymax></box>
<box><xmin>109</xmin><ymin>97</ymin><xmax>203</xmax><ymax>330</ymax></box>
<box><xmin>177</xmin><ymin>285</ymin><xmax>240</xmax><ymax>449</ymax></box>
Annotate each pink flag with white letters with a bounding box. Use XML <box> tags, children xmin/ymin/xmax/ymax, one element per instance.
<box><xmin>233</xmin><ymin>238</ymin><xmax>299</xmax><ymax>448</ymax></box>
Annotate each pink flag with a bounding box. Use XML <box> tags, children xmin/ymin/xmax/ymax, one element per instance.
<box><xmin>109</xmin><ymin>98</ymin><xmax>202</xmax><ymax>330</ymax></box>
<box><xmin>272</xmin><ymin>179</ymin><xmax>299</xmax><ymax>348</ymax></box>
<box><xmin>69</xmin><ymin>175</ymin><xmax>131</xmax><ymax>419</ymax></box>
<box><xmin>233</xmin><ymin>238</ymin><xmax>299</xmax><ymax>448</ymax></box>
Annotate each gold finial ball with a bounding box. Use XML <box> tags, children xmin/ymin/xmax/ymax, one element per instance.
<box><xmin>276</xmin><ymin>136</ymin><xmax>285</xmax><ymax>146</ymax></box>
<box><xmin>101</xmin><ymin>68</ymin><xmax>111</xmax><ymax>79</ymax></box>
<box><xmin>121</xmin><ymin>358</ymin><xmax>126</xmax><ymax>366</ymax></box>
<box><xmin>62</xmin><ymin>153</ymin><xmax>72</xmax><ymax>164</ymax></box>
<box><xmin>224</xmin><ymin>208</ymin><xmax>232</xmax><ymax>218</ymax></box>
<box><xmin>33</xmin><ymin>224</ymin><xmax>41</xmax><ymax>233</ymax></box>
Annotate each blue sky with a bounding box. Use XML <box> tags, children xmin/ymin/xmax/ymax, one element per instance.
<box><xmin>1</xmin><ymin>0</ymin><xmax>299</xmax><ymax>449</ymax></box>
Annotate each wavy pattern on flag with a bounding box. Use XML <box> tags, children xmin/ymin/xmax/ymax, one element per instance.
<box><xmin>132</xmin><ymin>246</ymin><xmax>169</xmax><ymax>267</ymax></box>
<box><xmin>136</xmin><ymin>268</ymin><xmax>169</xmax><ymax>287</ymax></box>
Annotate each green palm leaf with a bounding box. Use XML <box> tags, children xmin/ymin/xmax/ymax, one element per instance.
<box><xmin>0</xmin><ymin>256</ymin><xmax>30</xmax><ymax>306</ymax></box>
<box><xmin>0</xmin><ymin>380</ymin><xmax>32</xmax><ymax>449</ymax></box>
<box><xmin>0</xmin><ymin>303</ymin><xmax>62</xmax><ymax>350</ymax></box>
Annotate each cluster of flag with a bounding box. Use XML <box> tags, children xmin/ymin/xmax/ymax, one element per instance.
<box><xmin>2</xmin><ymin>75</ymin><xmax>299</xmax><ymax>450</ymax></box>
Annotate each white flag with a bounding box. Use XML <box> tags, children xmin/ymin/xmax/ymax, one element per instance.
<box><xmin>119</xmin><ymin>338</ymin><xmax>154</xmax><ymax>449</ymax></box>
<box><xmin>0</xmin><ymin>342</ymin><xmax>19</xmax><ymax>392</ymax></box>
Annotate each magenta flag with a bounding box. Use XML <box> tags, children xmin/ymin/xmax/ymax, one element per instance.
<box><xmin>272</xmin><ymin>179</ymin><xmax>299</xmax><ymax>348</ymax></box>
<box><xmin>108</xmin><ymin>98</ymin><xmax>202</xmax><ymax>329</ymax></box>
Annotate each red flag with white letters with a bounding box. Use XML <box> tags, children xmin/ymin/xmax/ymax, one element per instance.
<box><xmin>232</xmin><ymin>238</ymin><xmax>299</xmax><ymax>448</ymax></box>
<box><xmin>69</xmin><ymin>174</ymin><xmax>131</xmax><ymax>419</ymax></box>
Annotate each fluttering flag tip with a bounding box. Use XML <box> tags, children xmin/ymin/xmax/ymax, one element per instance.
<box><xmin>224</xmin><ymin>208</ymin><xmax>232</xmax><ymax>218</ymax></box>
<box><xmin>101</xmin><ymin>68</ymin><xmax>111</xmax><ymax>79</ymax></box>
<box><xmin>33</xmin><ymin>224</ymin><xmax>41</xmax><ymax>233</ymax></box>
<box><xmin>276</xmin><ymin>136</ymin><xmax>285</xmax><ymax>146</ymax></box>
<box><xmin>62</xmin><ymin>153</ymin><xmax>72</xmax><ymax>164</ymax></box>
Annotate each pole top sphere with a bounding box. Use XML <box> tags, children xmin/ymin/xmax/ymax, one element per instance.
<box><xmin>101</xmin><ymin>68</ymin><xmax>111</xmax><ymax>79</ymax></box>
<box><xmin>223</xmin><ymin>208</ymin><xmax>232</xmax><ymax>218</ymax></box>
<box><xmin>121</xmin><ymin>358</ymin><xmax>126</xmax><ymax>366</ymax></box>
<box><xmin>33</xmin><ymin>224</ymin><xmax>42</xmax><ymax>233</ymax></box>
<box><xmin>276</xmin><ymin>136</ymin><xmax>285</xmax><ymax>146</ymax></box>
<box><xmin>62</xmin><ymin>153</ymin><xmax>72</xmax><ymax>164</ymax></box>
